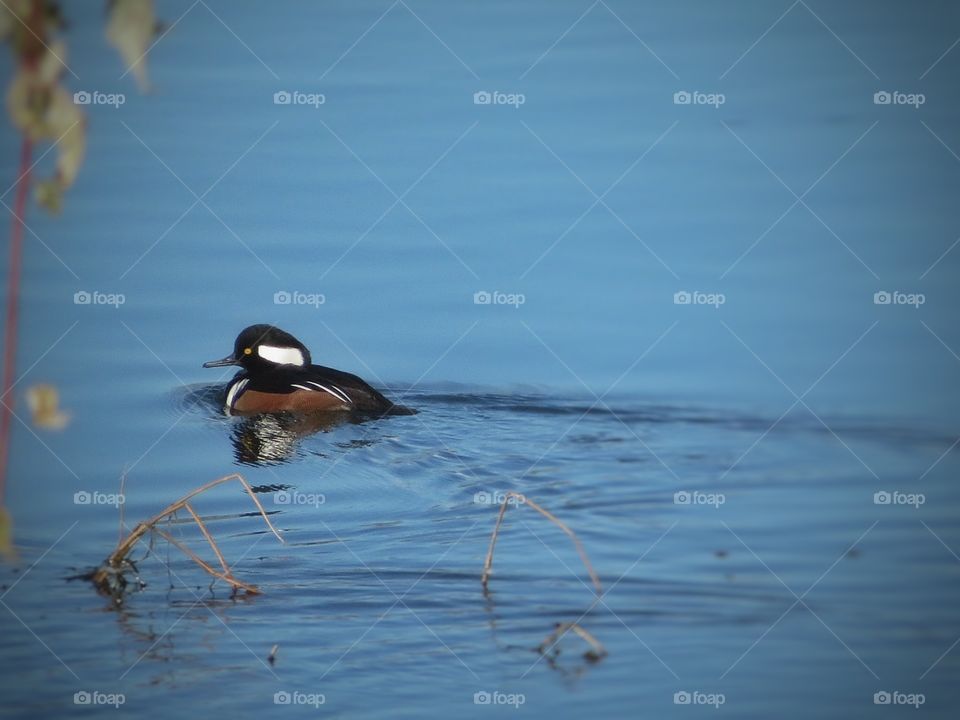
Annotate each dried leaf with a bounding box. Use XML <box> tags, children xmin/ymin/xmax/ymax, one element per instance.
<box><xmin>0</xmin><ymin>3</ymin><xmax>14</xmax><ymax>42</ymax></box>
<box><xmin>5</xmin><ymin>34</ymin><xmax>69</xmax><ymax>134</ymax></box>
<box><xmin>26</xmin><ymin>383</ymin><xmax>70</xmax><ymax>430</ymax></box>
<box><xmin>28</xmin><ymin>84</ymin><xmax>86</xmax><ymax>213</ymax></box>
<box><xmin>0</xmin><ymin>506</ymin><xmax>15</xmax><ymax>563</ymax></box>
<box><xmin>36</xmin><ymin>38</ymin><xmax>67</xmax><ymax>85</ymax></box>
<box><xmin>5</xmin><ymin>68</ymin><xmax>44</xmax><ymax>137</ymax></box>
<box><xmin>106</xmin><ymin>0</ymin><xmax>156</xmax><ymax>92</ymax></box>
<box><xmin>48</xmin><ymin>89</ymin><xmax>85</xmax><ymax>183</ymax></box>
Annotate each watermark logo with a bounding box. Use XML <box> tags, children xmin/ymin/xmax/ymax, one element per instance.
<box><xmin>274</xmin><ymin>490</ymin><xmax>325</xmax><ymax>508</ymax></box>
<box><xmin>473</xmin><ymin>290</ymin><xmax>525</xmax><ymax>308</ymax></box>
<box><xmin>873</xmin><ymin>490</ymin><xmax>925</xmax><ymax>509</ymax></box>
<box><xmin>873</xmin><ymin>290</ymin><xmax>924</xmax><ymax>308</ymax></box>
<box><xmin>673</xmin><ymin>90</ymin><xmax>725</xmax><ymax>108</ymax></box>
<box><xmin>273</xmin><ymin>290</ymin><xmax>325</xmax><ymax>308</ymax></box>
<box><xmin>74</xmin><ymin>290</ymin><xmax>125</xmax><ymax>308</ymax></box>
<box><xmin>273</xmin><ymin>690</ymin><xmax>325</xmax><ymax>707</ymax></box>
<box><xmin>674</xmin><ymin>290</ymin><xmax>725</xmax><ymax>308</ymax></box>
<box><xmin>474</xmin><ymin>490</ymin><xmax>525</xmax><ymax>506</ymax></box>
<box><xmin>674</xmin><ymin>490</ymin><xmax>725</xmax><ymax>508</ymax></box>
<box><xmin>473</xmin><ymin>90</ymin><xmax>526</xmax><ymax>108</ymax></box>
<box><xmin>73</xmin><ymin>90</ymin><xmax>125</xmax><ymax>108</ymax></box>
<box><xmin>473</xmin><ymin>690</ymin><xmax>526</xmax><ymax>708</ymax></box>
<box><xmin>873</xmin><ymin>91</ymin><xmax>925</xmax><ymax>108</ymax></box>
<box><xmin>873</xmin><ymin>690</ymin><xmax>924</xmax><ymax>707</ymax></box>
<box><xmin>673</xmin><ymin>690</ymin><xmax>725</xmax><ymax>708</ymax></box>
<box><xmin>273</xmin><ymin>90</ymin><xmax>325</xmax><ymax>108</ymax></box>
<box><xmin>74</xmin><ymin>691</ymin><xmax>125</xmax><ymax>708</ymax></box>
<box><xmin>74</xmin><ymin>490</ymin><xmax>125</xmax><ymax>508</ymax></box>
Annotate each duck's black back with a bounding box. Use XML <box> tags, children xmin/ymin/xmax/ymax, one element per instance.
<box><xmin>241</xmin><ymin>363</ymin><xmax>414</xmax><ymax>416</ymax></box>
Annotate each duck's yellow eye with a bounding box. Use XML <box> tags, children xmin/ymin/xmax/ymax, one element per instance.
<box><xmin>243</xmin><ymin>347</ymin><xmax>252</xmax><ymax>355</ymax></box>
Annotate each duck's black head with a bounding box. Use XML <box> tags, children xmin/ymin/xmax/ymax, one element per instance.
<box><xmin>203</xmin><ymin>324</ymin><xmax>312</xmax><ymax>373</ymax></box>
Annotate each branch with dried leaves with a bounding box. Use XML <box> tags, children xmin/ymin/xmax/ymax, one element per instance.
<box><xmin>90</xmin><ymin>473</ymin><xmax>283</xmax><ymax>600</ymax></box>
<box><xmin>3</xmin><ymin>0</ymin><xmax>160</xmax><ymax>213</ymax></box>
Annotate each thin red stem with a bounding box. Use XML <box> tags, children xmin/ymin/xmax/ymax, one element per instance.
<box><xmin>0</xmin><ymin>136</ymin><xmax>32</xmax><ymax>503</ymax></box>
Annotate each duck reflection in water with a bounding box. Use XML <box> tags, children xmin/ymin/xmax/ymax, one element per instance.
<box><xmin>230</xmin><ymin>411</ymin><xmax>371</xmax><ymax>465</ymax></box>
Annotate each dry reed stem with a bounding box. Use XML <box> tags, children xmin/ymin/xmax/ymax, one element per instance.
<box><xmin>93</xmin><ymin>473</ymin><xmax>283</xmax><ymax>596</ymax></box>
<box><xmin>154</xmin><ymin>528</ymin><xmax>259</xmax><ymax>594</ymax></box>
<box><xmin>481</xmin><ymin>491</ymin><xmax>602</xmax><ymax>595</ymax></box>
<box><xmin>184</xmin><ymin>502</ymin><xmax>231</xmax><ymax>577</ymax></box>
<box><xmin>117</xmin><ymin>469</ymin><xmax>127</xmax><ymax>545</ymax></box>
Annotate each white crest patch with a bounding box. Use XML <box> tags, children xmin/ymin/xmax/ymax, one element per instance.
<box><xmin>258</xmin><ymin>345</ymin><xmax>305</xmax><ymax>366</ymax></box>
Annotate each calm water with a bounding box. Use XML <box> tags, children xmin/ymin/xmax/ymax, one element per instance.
<box><xmin>2</xmin><ymin>1</ymin><xmax>959</xmax><ymax>718</ymax></box>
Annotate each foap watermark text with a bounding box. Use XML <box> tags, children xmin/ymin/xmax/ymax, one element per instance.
<box><xmin>274</xmin><ymin>491</ymin><xmax>325</xmax><ymax>508</ymax></box>
<box><xmin>874</xmin><ymin>91</ymin><xmax>925</xmax><ymax>108</ymax></box>
<box><xmin>74</xmin><ymin>290</ymin><xmax>125</xmax><ymax>307</ymax></box>
<box><xmin>874</xmin><ymin>290</ymin><xmax>924</xmax><ymax>308</ymax></box>
<box><xmin>73</xmin><ymin>90</ymin><xmax>125</xmax><ymax>107</ymax></box>
<box><xmin>674</xmin><ymin>290</ymin><xmax>725</xmax><ymax>308</ymax></box>
<box><xmin>874</xmin><ymin>690</ymin><xmax>924</xmax><ymax>707</ymax></box>
<box><xmin>474</xmin><ymin>490</ymin><xmax>525</xmax><ymax>506</ymax></box>
<box><xmin>74</xmin><ymin>691</ymin><xmax>125</xmax><ymax>708</ymax></box>
<box><xmin>474</xmin><ymin>90</ymin><xmax>525</xmax><ymax>108</ymax></box>
<box><xmin>674</xmin><ymin>690</ymin><xmax>725</xmax><ymax>707</ymax></box>
<box><xmin>474</xmin><ymin>690</ymin><xmax>525</xmax><ymax>708</ymax></box>
<box><xmin>474</xmin><ymin>290</ymin><xmax>525</xmax><ymax>308</ymax></box>
<box><xmin>674</xmin><ymin>90</ymin><xmax>725</xmax><ymax>108</ymax></box>
<box><xmin>874</xmin><ymin>491</ymin><xmax>925</xmax><ymax>508</ymax></box>
<box><xmin>273</xmin><ymin>690</ymin><xmax>325</xmax><ymax>707</ymax></box>
<box><xmin>74</xmin><ymin>491</ymin><xmax>124</xmax><ymax>508</ymax></box>
<box><xmin>274</xmin><ymin>90</ymin><xmax>325</xmax><ymax>107</ymax></box>
<box><xmin>674</xmin><ymin>490</ymin><xmax>725</xmax><ymax>508</ymax></box>
<box><xmin>274</xmin><ymin>290</ymin><xmax>325</xmax><ymax>308</ymax></box>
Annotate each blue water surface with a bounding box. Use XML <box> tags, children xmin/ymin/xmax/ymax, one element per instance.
<box><xmin>1</xmin><ymin>1</ymin><xmax>959</xmax><ymax>718</ymax></box>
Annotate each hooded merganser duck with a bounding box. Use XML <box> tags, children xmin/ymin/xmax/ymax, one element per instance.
<box><xmin>203</xmin><ymin>324</ymin><xmax>413</xmax><ymax>417</ymax></box>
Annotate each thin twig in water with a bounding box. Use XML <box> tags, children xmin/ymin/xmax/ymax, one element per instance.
<box><xmin>117</xmin><ymin>468</ymin><xmax>128</xmax><ymax>544</ymax></box>
<box><xmin>481</xmin><ymin>492</ymin><xmax>602</xmax><ymax>595</ymax></box>
<box><xmin>537</xmin><ymin>621</ymin><xmax>608</xmax><ymax>662</ymax></box>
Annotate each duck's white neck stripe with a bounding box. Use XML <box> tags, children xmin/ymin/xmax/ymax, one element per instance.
<box><xmin>225</xmin><ymin>378</ymin><xmax>249</xmax><ymax>412</ymax></box>
<box><xmin>258</xmin><ymin>345</ymin><xmax>305</xmax><ymax>366</ymax></box>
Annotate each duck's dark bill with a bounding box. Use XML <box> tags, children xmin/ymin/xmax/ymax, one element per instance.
<box><xmin>203</xmin><ymin>355</ymin><xmax>237</xmax><ymax>368</ymax></box>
